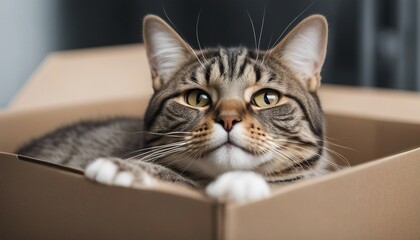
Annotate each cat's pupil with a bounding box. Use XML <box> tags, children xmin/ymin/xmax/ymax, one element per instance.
<box><xmin>264</xmin><ymin>93</ymin><xmax>270</xmax><ymax>104</ymax></box>
<box><xmin>264</xmin><ymin>93</ymin><xmax>277</xmax><ymax>105</ymax></box>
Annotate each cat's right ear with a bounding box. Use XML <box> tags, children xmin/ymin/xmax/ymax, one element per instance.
<box><xmin>267</xmin><ymin>15</ymin><xmax>328</xmax><ymax>92</ymax></box>
<box><xmin>143</xmin><ymin>15</ymin><xmax>194</xmax><ymax>91</ymax></box>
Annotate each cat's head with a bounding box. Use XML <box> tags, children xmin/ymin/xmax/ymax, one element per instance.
<box><xmin>142</xmin><ymin>14</ymin><xmax>328</xmax><ymax>181</ymax></box>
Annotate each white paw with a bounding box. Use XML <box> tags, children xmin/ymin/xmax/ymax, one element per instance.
<box><xmin>206</xmin><ymin>171</ymin><xmax>271</xmax><ymax>203</ymax></box>
<box><xmin>85</xmin><ymin>158</ymin><xmax>154</xmax><ymax>187</ymax></box>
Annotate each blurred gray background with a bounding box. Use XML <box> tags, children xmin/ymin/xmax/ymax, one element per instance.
<box><xmin>1</xmin><ymin>0</ymin><xmax>420</xmax><ymax>108</ymax></box>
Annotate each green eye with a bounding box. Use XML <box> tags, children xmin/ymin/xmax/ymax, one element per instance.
<box><xmin>252</xmin><ymin>89</ymin><xmax>280</xmax><ymax>108</ymax></box>
<box><xmin>185</xmin><ymin>89</ymin><xmax>211</xmax><ymax>107</ymax></box>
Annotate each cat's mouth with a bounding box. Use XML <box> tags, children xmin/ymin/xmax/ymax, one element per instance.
<box><xmin>209</xmin><ymin>140</ymin><xmax>254</xmax><ymax>155</ymax></box>
<box><xmin>222</xmin><ymin>142</ymin><xmax>235</xmax><ymax>149</ymax></box>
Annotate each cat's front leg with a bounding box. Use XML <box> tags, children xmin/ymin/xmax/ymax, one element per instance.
<box><xmin>85</xmin><ymin>158</ymin><xmax>197</xmax><ymax>188</ymax></box>
<box><xmin>205</xmin><ymin>171</ymin><xmax>271</xmax><ymax>203</ymax></box>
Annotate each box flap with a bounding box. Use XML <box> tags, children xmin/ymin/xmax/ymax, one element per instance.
<box><xmin>320</xmin><ymin>85</ymin><xmax>420</xmax><ymax>124</ymax></box>
<box><xmin>0</xmin><ymin>96</ymin><xmax>149</xmax><ymax>153</ymax></box>
<box><xmin>9</xmin><ymin>44</ymin><xmax>154</xmax><ymax>110</ymax></box>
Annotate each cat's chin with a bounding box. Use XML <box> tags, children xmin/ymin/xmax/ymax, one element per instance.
<box><xmin>194</xmin><ymin>144</ymin><xmax>273</xmax><ymax>177</ymax></box>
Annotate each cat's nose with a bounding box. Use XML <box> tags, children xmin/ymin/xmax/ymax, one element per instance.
<box><xmin>216</xmin><ymin>115</ymin><xmax>242</xmax><ymax>132</ymax></box>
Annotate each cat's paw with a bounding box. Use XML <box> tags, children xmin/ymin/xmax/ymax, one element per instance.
<box><xmin>84</xmin><ymin>158</ymin><xmax>155</xmax><ymax>187</ymax></box>
<box><xmin>205</xmin><ymin>171</ymin><xmax>271</xmax><ymax>203</ymax></box>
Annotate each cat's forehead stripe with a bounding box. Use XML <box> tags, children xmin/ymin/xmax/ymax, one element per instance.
<box><xmin>218</xmin><ymin>58</ymin><xmax>225</xmax><ymax>76</ymax></box>
<box><xmin>254</xmin><ymin>64</ymin><xmax>261</xmax><ymax>82</ymax></box>
<box><xmin>204</xmin><ymin>59</ymin><xmax>214</xmax><ymax>84</ymax></box>
<box><xmin>190</xmin><ymin>71</ymin><xmax>198</xmax><ymax>83</ymax></box>
<box><xmin>238</xmin><ymin>56</ymin><xmax>249</xmax><ymax>77</ymax></box>
<box><xmin>186</xmin><ymin>48</ymin><xmax>279</xmax><ymax>87</ymax></box>
<box><xmin>235</xmin><ymin>49</ymin><xmax>249</xmax><ymax>78</ymax></box>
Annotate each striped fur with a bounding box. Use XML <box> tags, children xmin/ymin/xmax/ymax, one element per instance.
<box><xmin>17</xmin><ymin>14</ymin><xmax>333</xmax><ymax>196</ymax></box>
<box><xmin>143</xmin><ymin>15</ymin><xmax>331</xmax><ymax>186</ymax></box>
<box><xmin>144</xmin><ymin>47</ymin><xmax>328</xmax><ymax>185</ymax></box>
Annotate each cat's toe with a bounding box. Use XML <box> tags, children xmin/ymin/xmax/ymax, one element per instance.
<box><xmin>85</xmin><ymin>158</ymin><xmax>119</xmax><ymax>185</ymax></box>
<box><xmin>206</xmin><ymin>171</ymin><xmax>271</xmax><ymax>203</ymax></box>
<box><xmin>134</xmin><ymin>172</ymin><xmax>155</xmax><ymax>187</ymax></box>
<box><xmin>85</xmin><ymin>158</ymin><xmax>155</xmax><ymax>188</ymax></box>
<box><xmin>113</xmin><ymin>169</ymin><xmax>155</xmax><ymax>187</ymax></box>
<box><xmin>85</xmin><ymin>158</ymin><xmax>105</xmax><ymax>179</ymax></box>
<box><xmin>113</xmin><ymin>171</ymin><xmax>134</xmax><ymax>187</ymax></box>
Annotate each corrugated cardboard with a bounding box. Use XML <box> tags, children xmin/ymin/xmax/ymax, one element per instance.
<box><xmin>1</xmin><ymin>45</ymin><xmax>420</xmax><ymax>239</ymax></box>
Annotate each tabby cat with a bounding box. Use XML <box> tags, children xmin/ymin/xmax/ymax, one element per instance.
<box><xmin>17</xmin><ymin>14</ymin><xmax>331</xmax><ymax>203</ymax></box>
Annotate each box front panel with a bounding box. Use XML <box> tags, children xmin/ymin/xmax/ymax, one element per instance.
<box><xmin>223</xmin><ymin>148</ymin><xmax>420</xmax><ymax>240</ymax></box>
<box><xmin>0</xmin><ymin>154</ymin><xmax>217</xmax><ymax>240</ymax></box>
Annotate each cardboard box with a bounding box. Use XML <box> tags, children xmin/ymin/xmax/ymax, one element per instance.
<box><xmin>1</xmin><ymin>45</ymin><xmax>420</xmax><ymax>239</ymax></box>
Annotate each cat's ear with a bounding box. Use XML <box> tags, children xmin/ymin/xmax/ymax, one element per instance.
<box><xmin>143</xmin><ymin>15</ymin><xmax>194</xmax><ymax>91</ymax></box>
<box><xmin>268</xmin><ymin>15</ymin><xmax>328</xmax><ymax>92</ymax></box>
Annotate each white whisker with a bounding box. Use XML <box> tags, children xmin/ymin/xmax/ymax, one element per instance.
<box><xmin>156</xmin><ymin>150</ymin><xmax>190</xmax><ymax>167</ymax></box>
<box><xmin>246</xmin><ymin>11</ymin><xmax>258</xmax><ymax>52</ymax></box>
<box><xmin>140</xmin><ymin>147</ymin><xmax>187</xmax><ymax>163</ymax></box>
<box><xmin>122</xmin><ymin>141</ymin><xmax>189</xmax><ymax>158</ymax></box>
<box><xmin>195</xmin><ymin>10</ymin><xmax>208</xmax><ymax>64</ymax></box>
<box><xmin>324</xmin><ymin>139</ymin><xmax>357</xmax><ymax>152</ymax></box>
<box><xmin>125</xmin><ymin>144</ymin><xmax>187</xmax><ymax>160</ymax></box>
<box><xmin>274</xmin><ymin>143</ymin><xmax>320</xmax><ymax>176</ymax></box>
<box><xmin>256</xmin><ymin>4</ymin><xmax>267</xmax><ymax>62</ymax></box>
<box><xmin>267</xmin><ymin>136</ymin><xmax>347</xmax><ymax>175</ymax></box>
<box><xmin>267</xmin><ymin>140</ymin><xmax>317</xmax><ymax>176</ymax></box>
<box><xmin>161</xmin><ymin>6</ymin><xmax>206</xmax><ymax>69</ymax></box>
<box><xmin>111</xmin><ymin>130</ymin><xmax>191</xmax><ymax>138</ymax></box>
<box><xmin>277</xmin><ymin>140</ymin><xmax>347</xmax><ymax>169</ymax></box>
<box><xmin>180</xmin><ymin>155</ymin><xmax>196</xmax><ymax>175</ymax></box>
<box><xmin>268</xmin><ymin>1</ymin><xmax>316</xmax><ymax>55</ymax></box>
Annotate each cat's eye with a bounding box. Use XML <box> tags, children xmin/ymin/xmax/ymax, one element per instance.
<box><xmin>185</xmin><ymin>89</ymin><xmax>211</xmax><ymax>107</ymax></box>
<box><xmin>252</xmin><ymin>89</ymin><xmax>280</xmax><ymax>108</ymax></box>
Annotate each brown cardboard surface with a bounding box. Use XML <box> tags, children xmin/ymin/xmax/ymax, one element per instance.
<box><xmin>0</xmin><ymin>96</ymin><xmax>148</xmax><ymax>153</ymax></box>
<box><xmin>9</xmin><ymin>44</ymin><xmax>154</xmax><ymax>110</ymax></box>
<box><xmin>0</xmin><ymin>153</ymin><xmax>215</xmax><ymax>240</ymax></box>
<box><xmin>223</xmin><ymin>148</ymin><xmax>420</xmax><ymax>240</ymax></box>
<box><xmin>320</xmin><ymin>85</ymin><xmax>420</xmax><ymax>124</ymax></box>
<box><xmin>324</xmin><ymin>114</ymin><xmax>420</xmax><ymax>165</ymax></box>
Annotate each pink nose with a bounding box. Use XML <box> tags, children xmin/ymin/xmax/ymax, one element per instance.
<box><xmin>216</xmin><ymin>115</ymin><xmax>242</xmax><ymax>132</ymax></box>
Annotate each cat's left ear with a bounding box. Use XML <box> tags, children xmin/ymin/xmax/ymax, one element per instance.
<box><xmin>143</xmin><ymin>15</ymin><xmax>194</xmax><ymax>91</ymax></box>
<box><xmin>267</xmin><ymin>15</ymin><xmax>328</xmax><ymax>92</ymax></box>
